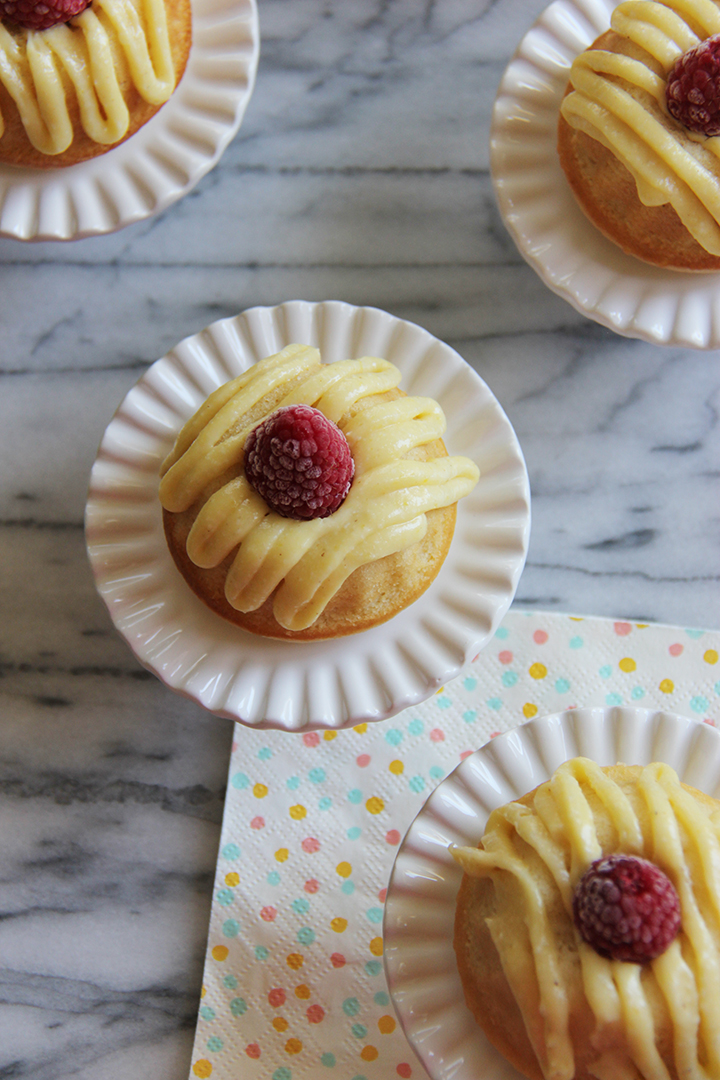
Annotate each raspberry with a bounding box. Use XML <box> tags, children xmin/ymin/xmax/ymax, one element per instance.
<box><xmin>666</xmin><ymin>35</ymin><xmax>720</xmax><ymax>136</ymax></box>
<box><xmin>244</xmin><ymin>404</ymin><xmax>354</xmax><ymax>520</ymax></box>
<box><xmin>0</xmin><ymin>0</ymin><xmax>89</xmax><ymax>30</ymax></box>
<box><xmin>573</xmin><ymin>854</ymin><xmax>681</xmax><ymax>963</ymax></box>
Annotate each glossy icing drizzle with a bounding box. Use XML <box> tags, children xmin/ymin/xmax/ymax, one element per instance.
<box><xmin>0</xmin><ymin>0</ymin><xmax>175</xmax><ymax>154</ymax></box>
<box><xmin>560</xmin><ymin>0</ymin><xmax>720</xmax><ymax>254</ymax></box>
<box><xmin>453</xmin><ymin>758</ymin><xmax>720</xmax><ymax>1080</ymax></box>
<box><xmin>159</xmin><ymin>345</ymin><xmax>480</xmax><ymax>631</ymax></box>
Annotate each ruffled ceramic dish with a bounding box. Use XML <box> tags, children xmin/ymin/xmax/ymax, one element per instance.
<box><xmin>85</xmin><ymin>300</ymin><xmax>531</xmax><ymax>732</ymax></box>
<box><xmin>491</xmin><ymin>0</ymin><xmax>720</xmax><ymax>349</ymax></box>
<box><xmin>0</xmin><ymin>0</ymin><xmax>259</xmax><ymax>241</ymax></box>
<box><xmin>383</xmin><ymin>706</ymin><xmax>720</xmax><ymax>1080</ymax></box>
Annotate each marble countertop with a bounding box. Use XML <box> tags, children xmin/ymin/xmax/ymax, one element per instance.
<box><xmin>1</xmin><ymin>0</ymin><xmax>718</xmax><ymax>1076</ymax></box>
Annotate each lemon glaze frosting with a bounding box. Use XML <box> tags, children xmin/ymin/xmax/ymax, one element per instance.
<box><xmin>159</xmin><ymin>344</ymin><xmax>480</xmax><ymax>632</ymax></box>
<box><xmin>452</xmin><ymin>757</ymin><xmax>720</xmax><ymax>1080</ymax></box>
<box><xmin>560</xmin><ymin>0</ymin><xmax>720</xmax><ymax>255</ymax></box>
<box><xmin>0</xmin><ymin>0</ymin><xmax>175</xmax><ymax>155</ymax></box>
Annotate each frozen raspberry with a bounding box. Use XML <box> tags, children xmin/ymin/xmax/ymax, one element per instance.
<box><xmin>666</xmin><ymin>35</ymin><xmax>720</xmax><ymax>136</ymax></box>
<box><xmin>0</xmin><ymin>0</ymin><xmax>89</xmax><ymax>30</ymax></box>
<box><xmin>573</xmin><ymin>854</ymin><xmax>681</xmax><ymax>963</ymax></box>
<box><xmin>245</xmin><ymin>404</ymin><xmax>354</xmax><ymax>520</ymax></box>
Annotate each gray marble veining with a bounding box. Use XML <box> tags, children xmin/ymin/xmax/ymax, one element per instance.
<box><xmin>1</xmin><ymin>0</ymin><xmax>719</xmax><ymax>1076</ymax></box>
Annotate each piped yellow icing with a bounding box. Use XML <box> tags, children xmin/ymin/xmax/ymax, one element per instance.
<box><xmin>159</xmin><ymin>344</ymin><xmax>480</xmax><ymax>632</ymax></box>
<box><xmin>452</xmin><ymin>757</ymin><xmax>720</xmax><ymax>1080</ymax></box>
<box><xmin>0</xmin><ymin>0</ymin><xmax>175</xmax><ymax>154</ymax></box>
<box><xmin>560</xmin><ymin>0</ymin><xmax>720</xmax><ymax>254</ymax></box>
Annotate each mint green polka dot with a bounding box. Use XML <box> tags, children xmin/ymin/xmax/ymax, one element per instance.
<box><xmin>463</xmin><ymin>677</ymin><xmax>477</xmax><ymax>691</ymax></box>
<box><xmin>273</xmin><ymin>1070</ymin><xmax>291</xmax><ymax>1080</ymax></box>
<box><xmin>348</xmin><ymin>789</ymin><xmax>362</xmax><ymax>804</ymax></box>
<box><xmin>223</xmin><ymin>974</ymin><xmax>238</xmax><ymax>989</ymax></box>
<box><xmin>200</xmin><ymin>1006</ymin><xmax>216</xmax><ymax>1021</ymax></box>
<box><xmin>319</xmin><ymin>797</ymin><xmax>332</xmax><ymax>810</ymax></box>
<box><xmin>347</xmin><ymin>826</ymin><xmax>361</xmax><ymax>840</ymax></box>
<box><xmin>255</xmin><ymin>945</ymin><xmax>269</xmax><ymax>960</ymax></box>
<box><xmin>555</xmin><ymin>678</ymin><xmax>570</xmax><ymax>693</ymax></box>
<box><xmin>374</xmin><ymin>991</ymin><xmax>389</xmax><ymax>1006</ymax></box>
<box><xmin>430</xmin><ymin>765</ymin><xmax>444</xmax><ymax>780</ymax></box>
<box><xmin>309</xmin><ymin>768</ymin><xmax>326</xmax><ymax>783</ymax></box>
<box><xmin>569</xmin><ymin>636</ymin><xmax>583</xmax><ymax>649</ymax></box>
<box><xmin>365</xmin><ymin>960</ymin><xmax>382</xmax><ymax>976</ymax></box>
<box><xmin>297</xmin><ymin>926</ymin><xmax>316</xmax><ymax>945</ymax></box>
<box><xmin>222</xmin><ymin>919</ymin><xmax>240</xmax><ymax>938</ymax></box>
<box><xmin>385</xmin><ymin>728</ymin><xmax>403</xmax><ymax>745</ymax></box>
<box><xmin>436</xmin><ymin>696</ymin><xmax>452</xmax><ymax>709</ymax></box>
<box><xmin>230</xmin><ymin>997</ymin><xmax>248</xmax><ymax>1016</ymax></box>
<box><xmin>230</xmin><ymin>772</ymin><xmax>249</xmax><ymax>789</ymax></box>
<box><xmin>606</xmin><ymin>693</ymin><xmax>622</xmax><ymax>706</ymax></box>
<box><xmin>463</xmin><ymin>710</ymin><xmax>477</xmax><ymax>723</ymax></box>
<box><xmin>487</xmin><ymin>697</ymin><xmax>502</xmax><ymax>710</ymax></box>
<box><xmin>258</xmin><ymin>747</ymin><xmax>272</xmax><ymax>760</ymax></box>
<box><xmin>502</xmin><ymin>671</ymin><xmax>518</xmax><ymax>687</ymax></box>
<box><xmin>631</xmin><ymin>686</ymin><xmax>646</xmax><ymax>700</ymax></box>
<box><xmin>691</xmin><ymin>696</ymin><xmax>709</xmax><ymax>713</ymax></box>
<box><xmin>292</xmin><ymin>898</ymin><xmax>310</xmax><ymax>915</ymax></box>
<box><xmin>409</xmin><ymin>776</ymin><xmax>425</xmax><ymax>792</ymax></box>
<box><xmin>207</xmin><ymin>1036</ymin><xmax>224</xmax><ymax>1052</ymax></box>
<box><xmin>287</xmin><ymin>776</ymin><xmax>300</xmax><ymax>790</ymax></box>
<box><xmin>686</xmin><ymin>628</ymin><xmax>704</xmax><ymax>638</ymax></box>
<box><xmin>216</xmin><ymin>888</ymin><xmax>234</xmax><ymax>906</ymax></box>
<box><xmin>221</xmin><ymin>843</ymin><xmax>240</xmax><ymax>860</ymax></box>
<box><xmin>267</xmin><ymin>871</ymin><xmax>281</xmax><ymax>886</ymax></box>
<box><xmin>408</xmin><ymin>719</ymin><xmax>423</xmax><ymax>735</ymax></box>
<box><xmin>321</xmin><ymin>1053</ymin><xmax>336</xmax><ymax>1067</ymax></box>
<box><xmin>599</xmin><ymin>665</ymin><xmax>612</xmax><ymax>679</ymax></box>
<box><xmin>495</xmin><ymin>626</ymin><xmax>509</xmax><ymax>639</ymax></box>
<box><xmin>366</xmin><ymin>907</ymin><xmax>383</xmax><ymax>923</ymax></box>
<box><xmin>352</xmin><ymin>1024</ymin><xmax>368</xmax><ymax>1039</ymax></box>
<box><xmin>341</xmin><ymin>880</ymin><xmax>355</xmax><ymax>895</ymax></box>
<box><xmin>343</xmin><ymin>998</ymin><xmax>360</xmax><ymax>1016</ymax></box>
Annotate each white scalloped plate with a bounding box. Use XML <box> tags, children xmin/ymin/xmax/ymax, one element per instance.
<box><xmin>383</xmin><ymin>707</ymin><xmax>720</xmax><ymax>1080</ymax></box>
<box><xmin>491</xmin><ymin>0</ymin><xmax>720</xmax><ymax>349</ymax></box>
<box><xmin>0</xmin><ymin>0</ymin><xmax>259</xmax><ymax>241</ymax></box>
<box><xmin>84</xmin><ymin>300</ymin><xmax>531</xmax><ymax>731</ymax></box>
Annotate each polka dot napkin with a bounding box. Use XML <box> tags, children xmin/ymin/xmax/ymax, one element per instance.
<box><xmin>189</xmin><ymin>611</ymin><xmax>720</xmax><ymax>1080</ymax></box>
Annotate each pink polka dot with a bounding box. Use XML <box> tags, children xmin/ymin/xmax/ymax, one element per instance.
<box><xmin>378</xmin><ymin>887</ymin><xmax>388</xmax><ymax>902</ymax></box>
<box><xmin>357</xmin><ymin>754</ymin><xmax>371</xmax><ymax>767</ymax></box>
<box><xmin>231</xmin><ymin>741</ymin><xmax>238</xmax><ymax>752</ymax></box>
<box><xmin>669</xmin><ymin>643</ymin><xmax>683</xmax><ymax>657</ymax></box>
<box><xmin>614</xmin><ymin>621</ymin><xmax>632</xmax><ymax>636</ymax></box>
<box><xmin>430</xmin><ymin>728</ymin><xmax>445</xmax><ymax>742</ymax></box>
<box><xmin>330</xmin><ymin>952</ymin><xmax>346</xmax><ymax>968</ymax></box>
<box><xmin>704</xmin><ymin>718</ymin><xmax>716</xmax><ymax>726</ymax></box>
<box><xmin>498</xmin><ymin>650</ymin><xmax>513</xmax><ymax>664</ymax></box>
<box><xmin>397</xmin><ymin>1066</ymin><xmax>412</xmax><ymax>1079</ymax></box>
<box><xmin>307</xmin><ymin>1004</ymin><xmax>325</xmax><ymax>1023</ymax></box>
<box><xmin>250</xmin><ymin>816</ymin><xmax>265</xmax><ymax>829</ymax></box>
<box><xmin>489</xmin><ymin>731</ymin><xmax>501</xmax><ymax>739</ymax></box>
<box><xmin>303</xmin><ymin>732</ymin><xmax>320</xmax><ymax>747</ymax></box>
<box><xmin>268</xmin><ymin>988</ymin><xmax>286</xmax><ymax>1007</ymax></box>
<box><xmin>260</xmin><ymin>906</ymin><xmax>277</xmax><ymax>922</ymax></box>
<box><xmin>459</xmin><ymin>750</ymin><xmax>473</xmax><ymax>760</ymax></box>
<box><xmin>533</xmin><ymin>630</ymin><xmax>548</xmax><ymax>645</ymax></box>
<box><xmin>246</xmin><ymin>1044</ymin><xmax>261</xmax><ymax>1059</ymax></box>
<box><xmin>385</xmin><ymin>829</ymin><xmax>401</xmax><ymax>845</ymax></box>
<box><xmin>301</xmin><ymin>837</ymin><xmax>320</xmax><ymax>853</ymax></box>
<box><xmin>304</xmin><ymin>878</ymin><xmax>320</xmax><ymax>894</ymax></box>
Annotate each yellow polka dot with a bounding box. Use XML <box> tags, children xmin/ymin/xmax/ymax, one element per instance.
<box><xmin>193</xmin><ymin>1060</ymin><xmax>213</xmax><ymax>1079</ymax></box>
<box><xmin>569</xmin><ymin>617</ymin><xmax>583</xmax><ymax>621</ymax></box>
<box><xmin>253</xmin><ymin>783</ymin><xmax>268</xmax><ymax>798</ymax></box>
<box><xmin>636</xmin><ymin>623</ymin><xmax>648</xmax><ymax>628</ymax></box>
<box><xmin>361</xmin><ymin>1046</ymin><xmax>379</xmax><ymax>1062</ymax></box>
<box><xmin>436</xmin><ymin>686</ymin><xmax>445</xmax><ymax>694</ymax></box>
<box><xmin>331</xmin><ymin>917</ymin><xmax>348</xmax><ymax>933</ymax></box>
<box><xmin>369</xmin><ymin>936</ymin><xmax>384</xmax><ymax>956</ymax></box>
<box><xmin>354</xmin><ymin>723</ymin><xmax>368</xmax><ymax>734</ymax></box>
<box><xmin>211</xmin><ymin>945</ymin><xmax>228</xmax><ymax>962</ymax></box>
<box><xmin>295</xmin><ymin>984</ymin><xmax>311</xmax><ymax>999</ymax></box>
<box><xmin>378</xmin><ymin>1015</ymin><xmax>396</xmax><ymax>1034</ymax></box>
<box><xmin>285</xmin><ymin>1038</ymin><xmax>303</xmax><ymax>1055</ymax></box>
<box><xmin>705</xmin><ymin>649</ymin><xmax>719</xmax><ymax>665</ymax></box>
<box><xmin>523</xmin><ymin>703</ymin><xmax>538</xmax><ymax>719</ymax></box>
<box><xmin>287</xmin><ymin>953</ymin><xmax>304</xmax><ymax>970</ymax></box>
<box><xmin>323</xmin><ymin>731</ymin><xmax>337</xmax><ymax>741</ymax></box>
<box><xmin>389</xmin><ymin>759</ymin><xmax>404</xmax><ymax>775</ymax></box>
<box><xmin>336</xmin><ymin>861</ymin><xmax>352</xmax><ymax>878</ymax></box>
<box><xmin>289</xmin><ymin>804</ymin><xmax>307</xmax><ymax>820</ymax></box>
<box><xmin>201</xmin><ymin>986</ymin><xmax>206</xmax><ymax>998</ymax></box>
<box><xmin>366</xmin><ymin>796</ymin><xmax>384</xmax><ymax>815</ymax></box>
<box><xmin>273</xmin><ymin>1017</ymin><xmax>288</xmax><ymax>1032</ymax></box>
<box><xmin>529</xmin><ymin>663</ymin><xmax>547</xmax><ymax>680</ymax></box>
<box><xmin>224</xmin><ymin>872</ymin><xmax>240</xmax><ymax>887</ymax></box>
<box><xmin>619</xmin><ymin>657</ymin><xmax>636</xmax><ymax>673</ymax></box>
<box><xmin>275</xmin><ymin>848</ymin><xmax>289</xmax><ymax>862</ymax></box>
<box><xmin>659</xmin><ymin>678</ymin><xmax>675</xmax><ymax>694</ymax></box>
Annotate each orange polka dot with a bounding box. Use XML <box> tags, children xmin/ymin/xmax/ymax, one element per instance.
<box><xmin>323</xmin><ymin>731</ymin><xmax>337</xmax><ymax>741</ymax></box>
<box><xmin>273</xmin><ymin>1017</ymin><xmax>288</xmax><ymax>1032</ymax></box>
<box><xmin>211</xmin><ymin>946</ymin><xmax>228</xmax><ymax>962</ymax></box>
<box><xmin>289</xmin><ymin>804</ymin><xmax>307</xmax><ymax>820</ymax></box>
<box><xmin>369</xmin><ymin>936</ymin><xmax>384</xmax><ymax>956</ymax></box>
<box><xmin>659</xmin><ymin>679</ymin><xmax>675</xmax><ymax>694</ymax></box>
<box><xmin>705</xmin><ymin>650</ymin><xmax>719</xmax><ymax>665</ymax></box>
<box><xmin>253</xmin><ymin>783</ymin><xmax>268</xmax><ymax>798</ymax></box>
<box><xmin>361</xmin><ymin>1046</ymin><xmax>379</xmax><ymax>1062</ymax></box>
<box><xmin>354</xmin><ymin>723</ymin><xmax>368</xmax><ymax>734</ymax></box>
<box><xmin>295</xmin><ymin>984</ymin><xmax>311</xmax><ymax>999</ymax></box>
<box><xmin>523</xmin><ymin>703</ymin><xmax>538</xmax><ymax>719</ymax></box>
<box><xmin>275</xmin><ymin>848</ymin><xmax>289</xmax><ymax>862</ymax></box>
<box><xmin>287</xmin><ymin>953</ymin><xmax>304</xmax><ymax>970</ymax></box>
<box><xmin>529</xmin><ymin>663</ymin><xmax>547</xmax><ymax>680</ymax></box>
<box><xmin>224</xmin><ymin>872</ymin><xmax>240</xmax><ymax>887</ymax></box>
<box><xmin>378</xmin><ymin>1015</ymin><xmax>396</xmax><ymax>1034</ymax></box>
<box><xmin>366</xmin><ymin>796</ymin><xmax>384</xmax><ymax>815</ymax></box>
<box><xmin>193</xmin><ymin>1061</ymin><xmax>213</xmax><ymax>1079</ymax></box>
<box><xmin>336</xmin><ymin>861</ymin><xmax>352</xmax><ymax>878</ymax></box>
<box><xmin>618</xmin><ymin>657</ymin><xmax>636</xmax><ymax>673</ymax></box>
<box><xmin>331</xmin><ymin>917</ymin><xmax>348</xmax><ymax>933</ymax></box>
<box><xmin>389</xmin><ymin>760</ymin><xmax>404</xmax><ymax>775</ymax></box>
<box><xmin>285</xmin><ymin>1038</ymin><xmax>303</xmax><ymax>1055</ymax></box>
